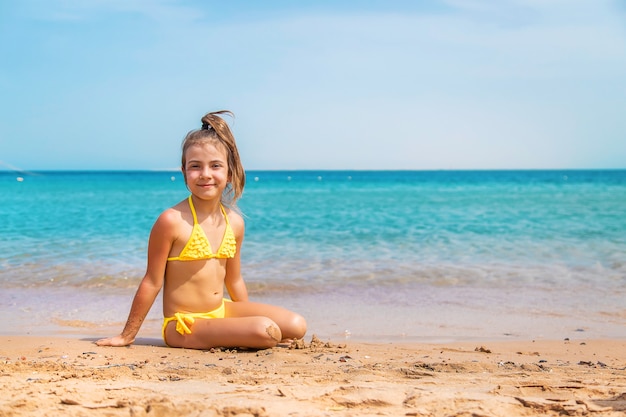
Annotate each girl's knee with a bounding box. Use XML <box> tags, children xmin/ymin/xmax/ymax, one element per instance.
<box><xmin>282</xmin><ymin>313</ymin><xmax>306</xmax><ymax>340</ymax></box>
<box><xmin>291</xmin><ymin>314</ymin><xmax>307</xmax><ymax>339</ymax></box>
<box><xmin>256</xmin><ymin>318</ymin><xmax>282</xmax><ymax>348</ymax></box>
<box><xmin>265</xmin><ymin>322</ymin><xmax>282</xmax><ymax>343</ymax></box>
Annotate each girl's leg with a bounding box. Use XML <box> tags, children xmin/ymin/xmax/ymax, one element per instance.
<box><xmin>163</xmin><ymin>302</ymin><xmax>306</xmax><ymax>350</ymax></box>
<box><xmin>164</xmin><ymin>316</ymin><xmax>281</xmax><ymax>350</ymax></box>
<box><xmin>224</xmin><ymin>301</ymin><xmax>307</xmax><ymax>341</ymax></box>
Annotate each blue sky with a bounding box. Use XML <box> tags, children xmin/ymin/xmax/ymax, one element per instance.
<box><xmin>1</xmin><ymin>0</ymin><xmax>625</xmax><ymax>171</ymax></box>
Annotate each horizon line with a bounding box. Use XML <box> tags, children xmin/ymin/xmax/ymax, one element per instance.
<box><xmin>2</xmin><ymin>167</ymin><xmax>626</xmax><ymax>174</ymax></box>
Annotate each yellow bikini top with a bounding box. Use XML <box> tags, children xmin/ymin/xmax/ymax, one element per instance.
<box><xmin>167</xmin><ymin>196</ymin><xmax>237</xmax><ymax>261</ymax></box>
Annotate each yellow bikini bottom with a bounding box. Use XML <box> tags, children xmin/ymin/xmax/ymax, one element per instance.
<box><xmin>162</xmin><ymin>299</ymin><xmax>230</xmax><ymax>346</ymax></box>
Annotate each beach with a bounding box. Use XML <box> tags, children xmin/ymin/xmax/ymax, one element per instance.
<box><xmin>1</xmin><ymin>335</ymin><xmax>625</xmax><ymax>416</ymax></box>
<box><xmin>2</xmin><ymin>170</ymin><xmax>625</xmax><ymax>415</ymax></box>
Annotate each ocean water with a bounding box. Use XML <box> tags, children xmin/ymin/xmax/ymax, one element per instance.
<box><xmin>1</xmin><ymin>170</ymin><xmax>625</xmax><ymax>342</ymax></box>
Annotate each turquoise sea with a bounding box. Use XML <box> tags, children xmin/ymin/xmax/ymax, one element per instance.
<box><xmin>1</xmin><ymin>170</ymin><xmax>625</xmax><ymax>342</ymax></box>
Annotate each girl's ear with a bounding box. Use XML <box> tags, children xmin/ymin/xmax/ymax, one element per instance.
<box><xmin>181</xmin><ymin>166</ymin><xmax>187</xmax><ymax>184</ymax></box>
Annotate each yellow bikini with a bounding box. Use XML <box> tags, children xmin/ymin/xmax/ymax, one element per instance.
<box><xmin>162</xmin><ymin>300</ymin><xmax>231</xmax><ymax>346</ymax></box>
<box><xmin>167</xmin><ymin>196</ymin><xmax>236</xmax><ymax>261</ymax></box>
<box><xmin>163</xmin><ymin>196</ymin><xmax>237</xmax><ymax>344</ymax></box>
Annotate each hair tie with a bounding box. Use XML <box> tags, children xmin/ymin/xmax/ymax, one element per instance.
<box><xmin>201</xmin><ymin>122</ymin><xmax>211</xmax><ymax>130</ymax></box>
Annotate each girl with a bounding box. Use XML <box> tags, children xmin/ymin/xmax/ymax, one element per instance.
<box><xmin>97</xmin><ymin>111</ymin><xmax>307</xmax><ymax>349</ymax></box>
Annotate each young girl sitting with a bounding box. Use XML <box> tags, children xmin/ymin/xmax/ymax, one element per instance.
<box><xmin>96</xmin><ymin>111</ymin><xmax>307</xmax><ymax>349</ymax></box>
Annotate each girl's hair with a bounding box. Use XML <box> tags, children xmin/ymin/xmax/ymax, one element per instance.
<box><xmin>181</xmin><ymin>110</ymin><xmax>245</xmax><ymax>206</ymax></box>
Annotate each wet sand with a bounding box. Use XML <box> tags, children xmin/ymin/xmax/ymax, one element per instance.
<box><xmin>1</xmin><ymin>335</ymin><xmax>625</xmax><ymax>416</ymax></box>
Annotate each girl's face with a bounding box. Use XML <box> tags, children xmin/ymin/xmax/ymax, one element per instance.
<box><xmin>182</xmin><ymin>142</ymin><xmax>230</xmax><ymax>200</ymax></box>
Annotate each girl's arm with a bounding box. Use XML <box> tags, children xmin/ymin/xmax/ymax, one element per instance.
<box><xmin>96</xmin><ymin>211</ymin><xmax>175</xmax><ymax>346</ymax></box>
<box><xmin>224</xmin><ymin>211</ymin><xmax>249</xmax><ymax>302</ymax></box>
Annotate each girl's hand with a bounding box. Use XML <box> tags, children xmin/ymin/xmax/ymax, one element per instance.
<box><xmin>95</xmin><ymin>335</ymin><xmax>134</xmax><ymax>347</ymax></box>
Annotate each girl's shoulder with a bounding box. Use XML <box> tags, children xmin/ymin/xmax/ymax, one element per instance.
<box><xmin>156</xmin><ymin>199</ymin><xmax>190</xmax><ymax>227</ymax></box>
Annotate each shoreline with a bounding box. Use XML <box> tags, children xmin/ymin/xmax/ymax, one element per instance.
<box><xmin>1</xmin><ymin>335</ymin><xmax>625</xmax><ymax>416</ymax></box>
<box><xmin>4</xmin><ymin>285</ymin><xmax>625</xmax><ymax>345</ymax></box>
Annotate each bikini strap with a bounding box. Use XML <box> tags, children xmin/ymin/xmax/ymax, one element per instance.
<box><xmin>188</xmin><ymin>196</ymin><xmax>199</xmax><ymax>224</ymax></box>
<box><xmin>190</xmin><ymin>196</ymin><xmax>228</xmax><ymax>227</ymax></box>
<box><xmin>220</xmin><ymin>204</ymin><xmax>230</xmax><ymax>226</ymax></box>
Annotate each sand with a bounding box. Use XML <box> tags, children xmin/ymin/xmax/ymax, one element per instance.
<box><xmin>0</xmin><ymin>335</ymin><xmax>625</xmax><ymax>417</ymax></box>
